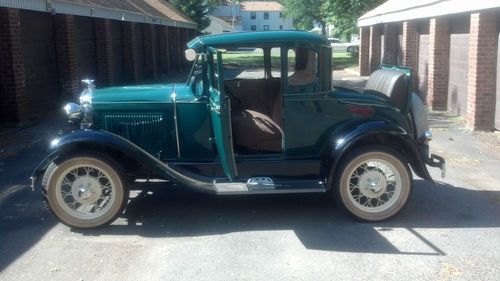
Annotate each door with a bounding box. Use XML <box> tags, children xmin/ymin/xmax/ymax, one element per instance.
<box><xmin>208</xmin><ymin>49</ymin><xmax>238</xmax><ymax>180</ymax></box>
<box><xmin>448</xmin><ymin>34</ymin><xmax>469</xmax><ymax>116</ymax></box>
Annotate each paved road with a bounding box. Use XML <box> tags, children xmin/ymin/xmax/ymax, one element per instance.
<box><xmin>1</xmin><ymin>77</ymin><xmax>500</xmax><ymax>280</ymax></box>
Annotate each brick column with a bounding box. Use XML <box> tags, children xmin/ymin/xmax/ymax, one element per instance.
<box><xmin>143</xmin><ymin>24</ymin><xmax>159</xmax><ymax>80</ymax></box>
<box><xmin>123</xmin><ymin>22</ymin><xmax>139</xmax><ymax>83</ymax></box>
<box><xmin>401</xmin><ymin>21</ymin><xmax>418</xmax><ymax>91</ymax></box>
<box><xmin>0</xmin><ymin>8</ymin><xmax>28</xmax><ymax>125</ymax></box>
<box><xmin>427</xmin><ymin>18</ymin><xmax>449</xmax><ymax>110</ymax></box>
<box><xmin>466</xmin><ymin>12</ymin><xmax>497</xmax><ymax>130</ymax></box>
<box><xmin>94</xmin><ymin>19</ymin><xmax>114</xmax><ymax>86</ymax></box>
<box><xmin>369</xmin><ymin>25</ymin><xmax>382</xmax><ymax>74</ymax></box>
<box><xmin>54</xmin><ymin>14</ymin><xmax>79</xmax><ymax>99</ymax></box>
<box><xmin>382</xmin><ymin>23</ymin><xmax>398</xmax><ymax>65</ymax></box>
<box><xmin>359</xmin><ymin>27</ymin><xmax>370</xmax><ymax>76</ymax></box>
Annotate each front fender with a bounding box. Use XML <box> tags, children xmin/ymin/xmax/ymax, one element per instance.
<box><xmin>320</xmin><ymin>119</ymin><xmax>433</xmax><ymax>188</ymax></box>
<box><xmin>31</xmin><ymin>130</ymin><xmax>214</xmax><ymax>192</ymax></box>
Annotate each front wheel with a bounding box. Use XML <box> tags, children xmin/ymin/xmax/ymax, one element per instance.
<box><xmin>334</xmin><ymin>147</ymin><xmax>412</xmax><ymax>221</ymax></box>
<box><xmin>43</xmin><ymin>154</ymin><xmax>129</xmax><ymax>228</ymax></box>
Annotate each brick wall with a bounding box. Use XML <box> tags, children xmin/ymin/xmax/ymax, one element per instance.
<box><xmin>369</xmin><ymin>25</ymin><xmax>382</xmax><ymax>74</ymax></box>
<box><xmin>0</xmin><ymin>8</ymin><xmax>28</xmax><ymax>125</ymax></box>
<box><xmin>359</xmin><ymin>27</ymin><xmax>370</xmax><ymax>76</ymax></box>
<box><xmin>466</xmin><ymin>12</ymin><xmax>498</xmax><ymax>130</ymax></box>
<box><xmin>427</xmin><ymin>17</ymin><xmax>450</xmax><ymax>110</ymax></box>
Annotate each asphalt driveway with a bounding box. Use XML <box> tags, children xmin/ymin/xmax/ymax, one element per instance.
<box><xmin>0</xmin><ymin>74</ymin><xmax>499</xmax><ymax>280</ymax></box>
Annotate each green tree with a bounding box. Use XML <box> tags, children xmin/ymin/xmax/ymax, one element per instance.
<box><xmin>325</xmin><ymin>0</ymin><xmax>385</xmax><ymax>40</ymax></box>
<box><xmin>282</xmin><ymin>0</ymin><xmax>329</xmax><ymax>34</ymax></box>
<box><xmin>168</xmin><ymin>0</ymin><xmax>226</xmax><ymax>31</ymax></box>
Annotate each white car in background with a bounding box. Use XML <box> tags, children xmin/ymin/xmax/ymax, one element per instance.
<box><xmin>328</xmin><ymin>38</ymin><xmax>359</xmax><ymax>53</ymax></box>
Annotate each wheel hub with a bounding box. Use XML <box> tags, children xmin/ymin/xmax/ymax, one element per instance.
<box><xmin>72</xmin><ymin>176</ymin><xmax>102</xmax><ymax>204</ymax></box>
<box><xmin>359</xmin><ymin>171</ymin><xmax>387</xmax><ymax>198</ymax></box>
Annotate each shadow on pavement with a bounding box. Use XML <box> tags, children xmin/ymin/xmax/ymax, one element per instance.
<box><xmin>75</xmin><ymin>179</ymin><xmax>500</xmax><ymax>255</ymax></box>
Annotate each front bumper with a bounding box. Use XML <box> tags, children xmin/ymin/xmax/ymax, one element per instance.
<box><xmin>425</xmin><ymin>154</ymin><xmax>446</xmax><ymax>178</ymax></box>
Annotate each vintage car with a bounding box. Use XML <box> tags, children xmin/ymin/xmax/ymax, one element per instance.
<box><xmin>31</xmin><ymin>31</ymin><xmax>445</xmax><ymax>228</ymax></box>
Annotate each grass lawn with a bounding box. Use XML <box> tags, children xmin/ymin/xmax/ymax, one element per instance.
<box><xmin>332</xmin><ymin>52</ymin><xmax>358</xmax><ymax>70</ymax></box>
<box><xmin>221</xmin><ymin>50</ymin><xmax>358</xmax><ymax>71</ymax></box>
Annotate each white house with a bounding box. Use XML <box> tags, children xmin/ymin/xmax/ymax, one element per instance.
<box><xmin>211</xmin><ymin>1</ymin><xmax>294</xmax><ymax>33</ymax></box>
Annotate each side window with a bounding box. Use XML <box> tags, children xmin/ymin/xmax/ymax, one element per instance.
<box><xmin>270</xmin><ymin>47</ymin><xmax>281</xmax><ymax>78</ymax></box>
<box><xmin>250</xmin><ymin>25</ymin><xmax>257</xmax><ymax>31</ymax></box>
<box><xmin>264</xmin><ymin>12</ymin><xmax>269</xmax><ymax>20</ymax></box>
<box><xmin>287</xmin><ymin>48</ymin><xmax>318</xmax><ymax>86</ymax></box>
<box><xmin>251</xmin><ymin>12</ymin><xmax>256</xmax><ymax>20</ymax></box>
<box><xmin>221</xmin><ymin>48</ymin><xmax>265</xmax><ymax>80</ymax></box>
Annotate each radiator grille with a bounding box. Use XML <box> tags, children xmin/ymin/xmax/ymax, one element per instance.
<box><xmin>103</xmin><ymin>113</ymin><xmax>168</xmax><ymax>158</ymax></box>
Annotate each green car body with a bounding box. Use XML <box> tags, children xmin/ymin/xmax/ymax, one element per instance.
<box><xmin>32</xmin><ymin>31</ymin><xmax>445</xmax><ymax>228</ymax></box>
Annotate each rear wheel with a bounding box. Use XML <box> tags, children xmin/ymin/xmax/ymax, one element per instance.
<box><xmin>43</xmin><ymin>154</ymin><xmax>129</xmax><ymax>228</ymax></box>
<box><xmin>334</xmin><ymin>147</ymin><xmax>411</xmax><ymax>221</ymax></box>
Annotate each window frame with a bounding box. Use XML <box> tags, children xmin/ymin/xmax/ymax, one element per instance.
<box><xmin>250</xmin><ymin>12</ymin><xmax>256</xmax><ymax>20</ymax></box>
<box><xmin>250</xmin><ymin>25</ymin><xmax>257</xmax><ymax>31</ymax></box>
<box><xmin>263</xmin><ymin>12</ymin><xmax>269</xmax><ymax>20</ymax></box>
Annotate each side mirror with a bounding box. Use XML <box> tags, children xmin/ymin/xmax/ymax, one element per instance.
<box><xmin>185</xmin><ymin>49</ymin><xmax>197</xmax><ymax>62</ymax></box>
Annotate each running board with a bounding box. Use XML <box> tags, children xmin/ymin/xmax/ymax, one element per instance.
<box><xmin>215</xmin><ymin>178</ymin><xmax>326</xmax><ymax>195</ymax></box>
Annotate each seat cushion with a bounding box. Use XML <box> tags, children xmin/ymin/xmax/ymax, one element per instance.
<box><xmin>232</xmin><ymin>109</ymin><xmax>282</xmax><ymax>152</ymax></box>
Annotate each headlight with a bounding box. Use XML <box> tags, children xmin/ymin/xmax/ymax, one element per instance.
<box><xmin>63</xmin><ymin>103</ymin><xmax>82</xmax><ymax>124</ymax></box>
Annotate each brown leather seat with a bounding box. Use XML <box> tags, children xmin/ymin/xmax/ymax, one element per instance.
<box><xmin>232</xmin><ymin>109</ymin><xmax>282</xmax><ymax>152</ymax></box>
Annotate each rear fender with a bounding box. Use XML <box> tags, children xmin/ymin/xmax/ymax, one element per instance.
<box><xmin>31</xmin><ymin>130</ymin><xmax>214</xmax><ymax>192</ymax></box>
<box><xmin>320</xmin><ymin>119</ymin><xmax>433</xmax><ymax>190</ymax></box>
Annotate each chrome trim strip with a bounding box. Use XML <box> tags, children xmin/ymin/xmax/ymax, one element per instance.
<box><xmin>172</xmin><ymin>85</ymin><xmax>181</xmax><ymax>159</ymax></box>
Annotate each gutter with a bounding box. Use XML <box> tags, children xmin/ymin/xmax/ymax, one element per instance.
<box><xmin>358</xmin><ymin>0</ymin><xmax>500</xmax><ymax>27</ymax></box>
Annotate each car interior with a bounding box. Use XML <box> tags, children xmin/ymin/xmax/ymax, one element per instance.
<box><xmin>217</xmin><ymin>47</ymin><xmax>317</xmax><ymax>155</ymax></box>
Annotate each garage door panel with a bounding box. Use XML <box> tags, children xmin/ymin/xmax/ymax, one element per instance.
<box><xmin>111</xmin><ymin>21</ymin><xmax>126</xmax><ymax>84</ymax></box>
<box><xmin>20</xmin><ymin>10</ymin><xmax>59</xmax><ymax>120</ymax></box>
<box><xmin>75</xmin><ymin>17</ymin><xmax>97</xmax><ymax>80</ymax></box>
<box><xmin>448</xmin><ymin>34</ymin><xmax>469</xmax><ymax>116</ymax></box>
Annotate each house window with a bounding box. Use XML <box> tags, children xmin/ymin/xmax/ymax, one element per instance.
<box><xmin>251</xmin><ymin>12</ymin><xmax>256</xmax><ymax>20</ymax></box>
<box><xmin>250</xmin><ymin>25</ymin><xmax>257</xmax><ymax>31</ymax></box>
<box><xmin>263</xmin><ymin>25</ymin><xmax>269</xmax><ymax>31</ymax></box>
<box><xmin>264</xmin><ymin>12</ymin><xmax>269</xmax><ymax>20</ymax></box>
<box><xmin>279</xmin><ymin>12</ymin><xmax>283</xmax><ymax>18</ymax></box>
<box><xmin>280</xmin><ymin>25</ymin><xmax>283</xmax><ymax>30</ymax></box>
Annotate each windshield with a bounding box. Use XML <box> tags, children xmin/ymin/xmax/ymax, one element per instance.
<box><xmin>187</xmin><ymin>54</ymin><xmax>206</xmax><ymax>98</ymax></box>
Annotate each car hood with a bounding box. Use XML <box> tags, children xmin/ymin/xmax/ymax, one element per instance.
<box><xmin>92</xmin><ymin>84</ymin><xmax>175</xmax><ymax>104</ymax></box>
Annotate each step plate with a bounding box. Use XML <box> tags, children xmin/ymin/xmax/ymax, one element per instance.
<box><xmin>215</xmin><ymin>178</ymin><xmax>326</xmax><ymax>195</ymax></box>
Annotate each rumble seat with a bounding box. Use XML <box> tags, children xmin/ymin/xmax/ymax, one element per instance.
<box><xmin>364</xmin><ymin>69</ymin><xmax>409</xmax><ymax>111</ymax></box>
